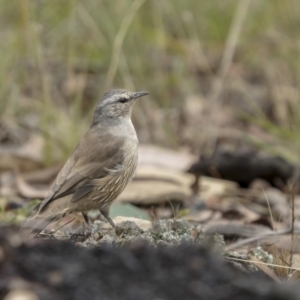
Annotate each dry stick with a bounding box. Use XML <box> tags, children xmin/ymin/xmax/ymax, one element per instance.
<box><xmin>205</xmin><ymin>0</ymin><xmax>251</xmax><ymax>153</ymax></box>
<box><xmin>38</xmin><ymin>217</ymin><xmax>76</xmax><ymax>240</ymax></box>
<box><xmin>225</xmin><ymin>256</ymin><xmax>300</xmax><ymax>273</ymax></box>
<box><xmin>262</xmin><ymin>187</ymin><xmax>275</xmax><ymax>231</ymax></box>
<box><xmin>37</xmin><ymin>232</ymin><xmax>58</xmax><ymax>240</ymax></box>
<box><xmin>225</xmin><ymin>188</ymin><xmax>298</xmax><ymax>252</ymax></box>
<box><xmin>167</xmin><ymin>199</ymin><xmax>178</xmax><ymax>220</ymax></box>
<box><xmin>53</xmin><ymin>217</ymin><xmax>76</xmax><ymax>234</ymax></box>
<box><xmin>105</xmin><ymin>0</ymin><xmax>147</xmax><ymax>90</ymax></box>
<box><xmin>76</xmin><ymin>3</ymin><xmax>109</xmax><ymax>46</ymax></box>
<box><xmin>149</xmin><ymin>206</ymin><xmax>158</xmax><ymax>223</ymax></box>
<box><xmin>288</xmin><ymin>187</ymin><xmax>295</xmax><ymax>272</ymax></box>
<box><xmin>224</xmin><ymin>227</ymin><xmax>295</xmax><ymax>252</ymax></box>
<box><xmin>208</xmin><ymin>0</ymin><xmax>251</xmax><ymax>103</ymax></box>
<box><xmin>248</xmin><ymin>254</ymin><xmax>281</xmax><ymax>283</ymax></box>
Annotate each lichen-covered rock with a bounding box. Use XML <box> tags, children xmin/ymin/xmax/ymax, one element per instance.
<box><xmin>82</xmin><ymin>219</ymin><xmax>225</xmax><ymax>249</ymax></box>
<box><xmin>144</xmin><ymin>219</ymin><xmax>198</xmax><ymax>245</ymax></box>
<box><xmin>224</xmin><ymin>251</ymin><xmax>259</xmax><ymax>272</ymax></box>
<box><xmin>251</xmin><ymin>246</ymin><xmax>273</xmax><ymax>265</ymax></box>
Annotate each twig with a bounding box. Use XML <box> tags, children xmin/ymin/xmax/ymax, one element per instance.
<box><xmin>208</xmin><ymin>0</ymin><xmax>251</xmax><ymax>103</ymax></box>
<box><xmin>248</xmin><ymin>254</ymin><xmax>281</xmax><ymax>283</ymax></box>
<box><xmin>224</xmin><ymin>227</ymin><xmax>294</xmax><ymax>252</ymax></box>
<box><xmin>262</xmin><ymin>187</ymin><xmax>275</xmax><ymax>231</ymax></box>
<box><xmin>225</xmin><ymin>256</ymin><xmax>300</xmax><ymax>273</ymax></box>
<box><xmin>52</xmin><ymin>217</ymin><xmax>76</xmax><ymax>235</ymax></box>
<box><xmin>288</xmin><ymin>185</ymin><xmax>295</xmax><ymax>272</ymax></box>
<box><xmin>149</xmin><ymin>206</ymin><xmax>158</xmax><ymax>223</ymax></box>
<box><xmin>205</xmin><ymin>0</ymin><xmax>251</xmax><ymax>155</ymax></box>
<box><xmin>167</xmin><ymin>198</ymin><xmax>178</xmax><ymax>220</ymax></box>
<box><xmin>37</xmin><ymin>232</ymin><xmax>57</xmax><ymax>239</ymax></box>
<box><xmin>105</xmin><ymin>0</ymin><xmax>147</xmax><ymax>89</ymax></box>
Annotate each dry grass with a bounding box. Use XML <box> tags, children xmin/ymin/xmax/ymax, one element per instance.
<box><xmin>1</xmin><ymin>0</ymin><xmax>300</xmax><ymax>165</ymax></box>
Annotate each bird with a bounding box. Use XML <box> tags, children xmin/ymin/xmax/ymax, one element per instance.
<box><xmin>23</xmin><ymin>89</ymin><xmax>149</xmax><ymax>234</ymax></box>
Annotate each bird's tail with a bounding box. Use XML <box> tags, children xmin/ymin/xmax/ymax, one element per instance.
<box><xmin>21</xmin><ymin>202</ymin><xmax>60</xmax><ymax>236</ymax></box>
<box><xmin>21</xmin><ymin>195</ymin><xmax>73</xmax><ymax>236</ymax></box>
<box><xmin>21</xmin><ymin>210</ymin><xmax>59</xmax><ymax>236</ymax></box>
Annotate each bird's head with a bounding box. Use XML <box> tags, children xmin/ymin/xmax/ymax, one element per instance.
<box><xmin>92</xmin><ymin>89</ymin><xmax>149</xmax><ymax>124</ymax></box>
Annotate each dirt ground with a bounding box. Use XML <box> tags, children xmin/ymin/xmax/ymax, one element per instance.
<box><xmin>1</xmin><ymin>226</ymin><xmax>300</xmax><ymax>300</ymax></box>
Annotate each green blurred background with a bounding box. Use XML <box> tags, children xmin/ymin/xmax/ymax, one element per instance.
<box><xmin>1</xmin><ymin>0</ymin><xmax>300</xmax><ymax>166</ymax></box>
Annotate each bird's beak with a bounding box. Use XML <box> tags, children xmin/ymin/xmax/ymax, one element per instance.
<box><xmin>133</xmin><ymin>91</ymin><xmax>149</xmax><ymax>99</ymax></box>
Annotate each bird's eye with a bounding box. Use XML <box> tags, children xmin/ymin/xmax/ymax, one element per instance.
<box><xmin>118</xmin><ymin>98</ymin><xmax>128</xmax><ymax>104</ymax></box>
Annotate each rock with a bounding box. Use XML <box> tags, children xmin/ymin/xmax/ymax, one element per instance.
<box><xmin>82</xmin><ymin>219</ymin><xmax>225</xmax><ymax>249</ymax></box>
<box><xmin>102</xmin><ymin>216</ymin><xmax>152</xmax><ymax>231</ymax></box>
<box><xmin>200</xmin><ymin>176</ymin><xmax>238</xmax><ymax>199</ymax></box>
<box><xmin>116</xmin><ymin>166</ymin><xmax>193</xmax><ymax>204</ymax></box>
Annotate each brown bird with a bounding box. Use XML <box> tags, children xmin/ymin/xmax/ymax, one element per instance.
<box><xmin>23</xmin><ymin>89</ymin><xmax>149</xmax><ymax>234</ymax></box>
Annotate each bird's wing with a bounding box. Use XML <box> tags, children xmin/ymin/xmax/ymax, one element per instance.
<box><xmin>39</xmin><ymin>155</ymin><xmax>77</xmax><ymax>211</ymax></box>
<box><xmin>38</xmin><ymin>129</ymin><xmax>125</xmax><ymax>212</ymax></box>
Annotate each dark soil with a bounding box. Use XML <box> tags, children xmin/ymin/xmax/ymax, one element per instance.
<box><xmin>0</xmin><ymin>227</ymin><xmax>299</xmax><ymax>300</ymax></box>
<box><xmin>188</xmin><ymin>151</ymin><xmax>297</xmax><ymax>189</ymax></box>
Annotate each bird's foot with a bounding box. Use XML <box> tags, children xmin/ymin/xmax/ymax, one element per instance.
<box><xmin>69</xmin><ymin>222</ymin><xmax>92</xmax><ymax>242</ymax></box>
<box><xmin>81</xmin><ymin>221</ymin><xmax>92</xmax><ymax>237</ymax></box>
<box><xmin>114</xmin><ymin>224</ymin><xmax>123</xmax><ymax>236</ymax></box>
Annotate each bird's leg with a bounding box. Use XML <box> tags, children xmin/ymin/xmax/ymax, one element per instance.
<box><xmin>82</xmin><ymin>212</ymin><xmax>90</xmax><ymax>225</ymax></box>
<box><xmin>99</xmin><ymin>207</ymin><xmax>115</xmax><ymax>228</ymax></box>
<box><xmin>80</xmin><ymin>212</ymin><xmax>92</xmax><ymax>237</ymax></box>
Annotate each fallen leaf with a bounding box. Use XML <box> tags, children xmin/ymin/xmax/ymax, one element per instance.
<box><xmin>138</xmin><ymin>144</ymin><xmax>197</xmax><ymax>171</ymax></box>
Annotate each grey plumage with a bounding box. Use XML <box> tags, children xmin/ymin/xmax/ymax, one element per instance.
<box><xmin>23</xmin><ymin>89</ymin><xmax>149</xmax><ymax>234</ymax></box>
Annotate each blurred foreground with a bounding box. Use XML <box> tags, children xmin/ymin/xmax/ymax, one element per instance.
<box><xmin>1</xmin><ymin>0</ymin><xmax>300</xmax><ymax>287</ymax></box>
